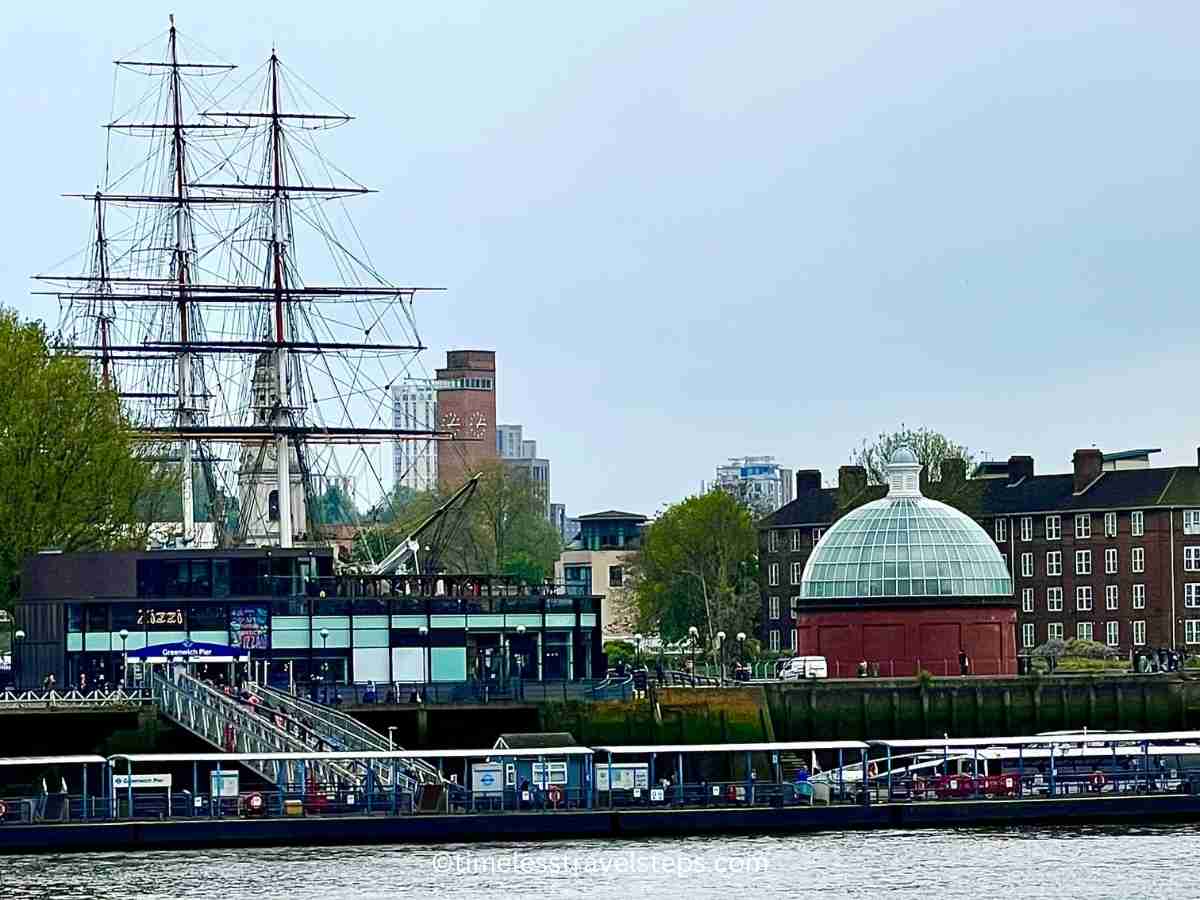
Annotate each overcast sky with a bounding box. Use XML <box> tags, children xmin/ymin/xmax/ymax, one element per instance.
<box><xmin>3</xmin><ymin>2</ymin><xmax>1199</xmax><ymax>517</ymax></box>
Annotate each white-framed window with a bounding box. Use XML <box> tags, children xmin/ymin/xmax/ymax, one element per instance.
<box><xmin>1106</xmin><ymin>621</ymin><xmax>1119</xmax><ymax>647</ymax></box>
<box><xmin>767</xmin><ymin>530</ymin><xmax>778</xmax><ymax>553</ymax></box>
<box><xmin>1046</xmin><ymin>515</ymin><xmax>1061</xmax><ymax>541</ymax></box>
<box><xmin>1075</xmin><ymin>549</ymin><xmax>1091</xmax><ymax>575</ymax></box>
<box><xmin>1020</xmin><ymin>517</ymin><xmax>1033</xmax><ymax>542</ymax></box>
<box><xmin>1048</xmin><ymin>622</ymin><xmax>1064</xmax><ymax>641</ymax></box>
<box><xmin>1132</xmin><ymin>547</ymin><xmax>1146</xmax><ymax>573</ymax></box>
<box><xmin>1047</xmin><ymin>551</ymin><xmax>1062</xmax><ymax>576</ymax></box>
<box><xmin>1186</xmin><ymin>510</ymin><xmax>1200</xmax><ymax>535</ymax></box>
<box><xmin>995</xmin><ymin>519</ymin><xmax>1007</xmax><ymax>542</ymax></box>
<box><xmin>790</xmin><ymin>561</ymin><xmax>803</xmax><ymax>585</ymax></box>
<box><xmin>1133</xmin><ymin>584</ymin><xmax>1146</xmax><ymax>609</ymax></box>
<box><xmin>1105</xmin><ymin>585</ymin><xmax>1119</xmax><ymax>610</ymax></box>
<box><xmin>1104</xmin><ymin>511</ymin><xmax>1117</xmax><ymax>538</ymax></box>
<box><xmin>1186</xmin><ymin>584</ymin><xmax>1200</xmax><ymax>609</ymax></box>
<box><xmin>1133</xmin><ymin>620</ymin><xmax>1146</xmax><ymax>645</ymax></box>
<box><xmin>1076</xmin><ymin>586</ymin><xmax>1093</xmax><ymax>611</ymax></box>
<box><xmin>768</xmin><ymin>563</ymin><xmax>779</xmax><ymax>586</ymax></box>
<box><xmin>531</xmin><ymin>761</ymin><xmax>569</xmax><ymax>786</ymax></box>
<box><xmin>1077</xmin><ymin>622</ymin><xmax>1094</xmax><ymax>641</ymax></box>
<box><xmin>1022</xmin><ymin>623</ymin><xmax>1035</xmax><ymax>648</ymax></box>
<box><xmin>789</xmin><ymin>596</ymin><xmax>799</xmax><ymax>619</ymax></box>
<box><xmin>1020</xmin><ymin>552</ymin><xmax>1033</xmax><ymax>578</ymax></box>
<box><xmin>1075</xmin><ymin>514</ymin><xmax>1091</xmax><ymax>539</ymax></box>
<box><xmin>1022</xmin><ymin>588</ymin><xmax>1034</xmax><ymax>612</ymax></box>
<box><xmin>1047</xmin><ymin>587</ymin><xmax>1063</xmax><ymax>611</ymax></box>
<box><xmin>769</xmin><ymin>596</ymin><xmax>780</xmax><ymax>620</ymax></box>
<box><xmin>769</xmin><ymin>629</ymin><xmax>780</xmax><ymax>652</ymax></box>
<box><xmin>1132</xmin><ymin>510</ymin><xmax>1144</xmax><ymax>537</ymax></box>
<box><xmin>1184</xmin><ymin>547</ymin><xmax>1200</xmax><ymax>572</ymax></box>
<box><xmin>811</xmin><ymin>527</ymin><xmax>823</xmax><ymax>546</ymax></box>
<box><xmin>1105</xmin><ymin>548</ymin><xmax>1118</xmax><ymax>575</ymax></box>
<box><xmin>788</xmin><ymin>628</ymin><xmax>797</xmax><ymax>652</ymax></box>
<box><xmin>1186</xmin><ymin>621</ymin><xmax>1200</xmax><ymax>645</ymax></box>
<box><xmin>790</xmin><ymin>530</ymin><xmax>802</xmax><ymax>552</ymax></box>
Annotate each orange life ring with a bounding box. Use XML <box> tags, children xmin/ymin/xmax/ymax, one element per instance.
<box><xmin>1089</xmin><ymin>771</ymin><xmax>1107</xmax><ymax>789</ymax></box>
<box><xmin>0</xmin><ymin>799</ymin><xmax>8</xmax><ymax>819</ymax></box>
<box><xmin>547</xmin><ymin>785</ymin><xmax>563</xmax><ymax>805</ymax></box>
<box><xmin>726</xmin><ymin>784</ymin><xmax>738</xmax><ymax>801</ymax></box>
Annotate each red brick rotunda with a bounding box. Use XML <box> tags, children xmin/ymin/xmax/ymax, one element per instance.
<box><xmin>796</xmin><ymin>448</ymin><xmax>1017</xmax><ymax>677</ymax></box>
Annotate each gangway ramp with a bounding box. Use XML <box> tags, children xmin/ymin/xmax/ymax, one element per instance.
<box><xmin>151</xmin><ymin>672</ymin><xmax>366</xmax><ymax>788</ymax></box>
<box><xmin>251</xmin><ymin>682</ymin><xmax>443</xmax><ymax>788</ymax></box>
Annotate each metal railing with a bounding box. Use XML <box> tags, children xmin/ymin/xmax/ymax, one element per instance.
<box><xmin>301</xmin><ymin>677</ymin><xmax>634</xmax><ymax>707</ymax></box>
<box><xmin>0</xmin><ymin>687</ymin><xmax>151</xmax><ymax>710</ymax></box>
<box><xmin>250</xmin><ymin>682</ymin><xmax>441</xmax><ymax>788</ymax></box>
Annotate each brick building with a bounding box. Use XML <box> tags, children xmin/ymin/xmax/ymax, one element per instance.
<box><xmin>759</xmin><ymin>446</ymin><xmax>1200</xmax><ymax>660</ymax></box>
<box><xmin>435</xmin><ymin>350</ymin><xmax>497</xmax><ymax>492</ymax></box>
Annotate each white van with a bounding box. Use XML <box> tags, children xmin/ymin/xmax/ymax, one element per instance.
<box><xmin>777</xmin><ymin>656</ymin><xmax>828</xmax><ymax>680</ymax></box>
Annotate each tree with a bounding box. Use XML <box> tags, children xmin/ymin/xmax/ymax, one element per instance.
<box><xmin>626</xmin><ymin>489</ymin><xmax>759</xmax><ymax>663</ymax></box>
<box><xmin>852</xmin><ymin>424</ymin><xmax>974</xmax><ymax>484</ymax></box>
<box><xmin>358</xmin><ymin>460</ymin><xmax>562</xmax><ymax>578</ymax></box>
<box><xmin>311</xmin><ymin>484</ymin><xmax>358</xmax><ymax>526</ymax></box>
<box><xmin>0</xmin><ymin>309</ymin><xmax>165</xmax><ymax>611</ymax></box>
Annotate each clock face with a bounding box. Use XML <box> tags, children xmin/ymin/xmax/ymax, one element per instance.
<box><xmin>466</xmin><ymin>411</ymin><xmax>487</xmax><ymax>438</ymax></box>
<box><xmin>439</xmin><ymin>411</ymin><xmax>461</xmax><ymax>437</ymax></box>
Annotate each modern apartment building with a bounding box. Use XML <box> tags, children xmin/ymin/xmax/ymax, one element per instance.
<box><xmin>714</xmin><ymin>456</ymin><xmax>794</xmax><ymax>517</ymax></box>
<box><xmin>556</xmin><ymin>511</ymin><xmax>647</xmax><ymax>639</ymax></box>
<box><xmin>392</xmin><ymin>378</ymin><xmax>439</xmax><ymax>493</ymax></box>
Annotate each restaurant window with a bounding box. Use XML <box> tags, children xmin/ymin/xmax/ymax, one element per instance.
<box><xmin>66</xmin><ymin>604</ymin><xmax>83</xmax><ymax>634</ymax></box>
<box><xmin>85</xmin><ymin>605</ymin><xmax>109</xmax><ymax>633</ymax></box>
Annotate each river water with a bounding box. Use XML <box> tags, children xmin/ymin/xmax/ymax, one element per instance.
<box><xmin>4</xmin><ymin>825</ymin><xmax>1198</xmax><ymax>899</ymax></box>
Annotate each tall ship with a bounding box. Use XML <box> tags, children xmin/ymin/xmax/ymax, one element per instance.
<box><xmin>35</xmin><ymin>17</ymin><xmax>450</xmax><ymax>553</ymax></box>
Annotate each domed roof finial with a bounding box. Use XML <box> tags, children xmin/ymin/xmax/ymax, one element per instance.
<box><xmin>886</xmin><ymin>447</ymin><xmax>922</xmax><ymax>497</ymax></box>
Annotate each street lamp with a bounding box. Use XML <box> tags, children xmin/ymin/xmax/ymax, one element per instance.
<box><xmin>418</xmin><ymin>625</ymin><xmax>429</xmax><ymax>686</ymax></box>
<box><xmin>388</xmin><ymin>726</ymin><xmax>396</xmax><ymax>751</ymax></box>
<box><xmin>13</xmin><ymin>629</ymin><xmax>24</xmax><ymax>691</ymax></box>
<box><xmin>716</xmin><ymin>631</ymin><xmax>727</xmax><ymax>685</ymax></box>
<box><xmin>119</xmin><ymin>628</ymin><xmax>129</xmax><ymax>689</ymax></box>
<box><xmin>688</xmin><ymin>626</ymin><xmax>698</xmax><ymax>681</ymax></box>
<box><xmin>320</xmin><ymin>627</ymin><xmax>329</xmax><ymax>650</ymax></box>
<box><xmin>634</xmin><ymin>633</ymin><xmax>643</xmax><ymax>664</ymax></box>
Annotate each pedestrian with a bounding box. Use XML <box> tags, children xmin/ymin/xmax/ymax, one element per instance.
<box><xmin>959</xmin><ymin>651</ymin><xmax>971</xmax><ymax>676</ymax></box>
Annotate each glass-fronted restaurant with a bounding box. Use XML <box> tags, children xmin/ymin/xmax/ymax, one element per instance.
<box><xmin>15</xmin><ymin>549</ymin><xmax>603</xmax><ymax>690</ymax></box>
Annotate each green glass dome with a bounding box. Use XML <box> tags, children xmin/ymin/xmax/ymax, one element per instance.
<box><xmin>800</xmin><ymin>450</ymin><xmax>1012</xmax><ymax>600</ymax></box>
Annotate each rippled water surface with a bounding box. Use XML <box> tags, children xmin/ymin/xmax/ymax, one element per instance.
<box><xmin>5</xmin><ymin>826</ymin><xmax>1200</xmax><ymax>899</ymax></box>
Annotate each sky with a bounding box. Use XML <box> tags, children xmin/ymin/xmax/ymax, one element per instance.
<box><xmin>3</xmin><ymin>1</ymin><xmax>1200</xmax><ymax>518</ymax></box>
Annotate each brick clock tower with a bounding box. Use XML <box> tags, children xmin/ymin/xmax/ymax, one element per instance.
<box><xmin>435</xmin><ymin>350</ymin><xmax>498</xmax><ymax>492</ymax></box>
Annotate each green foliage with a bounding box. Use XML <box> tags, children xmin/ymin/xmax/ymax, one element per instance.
<box><xmin>311</xmin><ymin>485</ymin><xmax>358</xmax><ymax>526</ymax></box>
<box><xmin>626</xmin><ymin>489</ymin><xmax>759</xmax><ymax>651</ymax></box>
<box><xmin>0</xmin><ymin>308</ymin><xmax>164</xmax><ymax>611</ymax></box>
<box><xmin>916</xmin><ymin>669</ymin><xmax>935</xmax><ymax>689</ymax></box>
<box><xmin>852</xmin><ymin>424</ymin><xmax>974</xmax><ymax>484</ymax></box>
<box><xmin>1063</xmin><ymin>638</ymin><xmax>1121</xmax><ymax>660</ymax></box>
<box><xmin>603</xmin><ymin>640</ymin><xmax>637</xmax><ymax>666</ymax></box>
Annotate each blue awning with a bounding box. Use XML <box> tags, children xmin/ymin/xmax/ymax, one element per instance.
<box><xmin>127</xmin><ymin>639</ymin><xmax>248</xmax><ymax>662</ymax></box>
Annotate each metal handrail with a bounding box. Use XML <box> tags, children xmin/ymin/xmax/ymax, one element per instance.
<box><xmin>0</xmin><ymin>687</ymin><xmax>150</xmax><ymax>709</ymax></box>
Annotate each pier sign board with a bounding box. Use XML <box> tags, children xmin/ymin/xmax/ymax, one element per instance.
<box><xmin>596</xmin><ymin>764</ymin><xmax>649</xmax><ymax>792</ymax></box>
<box><xmin>472</xmin><ymin>763</ymin><xmax>504</xmax><ymax>795</ymax></box>
<box><xmin>113</xmin><ymin>773</ymin><xmax>172</xmax><ymax>790</ymax></box>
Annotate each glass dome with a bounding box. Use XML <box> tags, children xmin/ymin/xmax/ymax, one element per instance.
<box><xmin>800</xmin><ymin>451</ymin><xmax>1011</xmax><ymax>600</ymax></box>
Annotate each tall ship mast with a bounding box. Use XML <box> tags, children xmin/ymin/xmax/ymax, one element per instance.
<box><xmin>36</xmin><ymin>17</ymin><xmax>449</xmax><ymax>550</ymax></box>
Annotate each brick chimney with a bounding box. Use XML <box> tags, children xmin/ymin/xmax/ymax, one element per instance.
<box><xmin>1007</xmin><ymin>455</ymin><xmax>1034</xmax><ymax>486</ymax></box>
<box><xmin>837</xmin><ymin>465</ymin><xmax>867</xmax><ymax>497</ymax></box>
<box><xmin>795</xmin><ymin>470</ymin><xmax>822</xmax><ymax>495</ymax></box>
<box><xmin>1072</xmin><ymin>449</ymin><xmax>1103</xmax><ymax>494</ymax></box>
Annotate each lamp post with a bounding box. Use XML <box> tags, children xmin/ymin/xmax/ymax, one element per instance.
<box><xmin>119</xmin><ymin>629</ymin><xmax>129</xmax><ymax>690</ymax></box>
<box><xmin>688</xmin><ymin>626</ymin><xmax>698</xmax><ymax>682</ymax></box>
<box><xmin>320</xmin><ymin>627</ymin><xmax>329</xmax><ymax>651</ymax></box>
<box><xmin>634</xmin><ymin>633</ymin><xmax>643</xmax><ymax>665</ymax></box>
<box><xmin>418</xmin><ymin>625</ymin><xmax>429</xmax><ymax>687</ymax></box>
<box><xmin>388</xmin><ymin>726</ymin><xmax>396</xmax><ymax>751</ymax></box>
<box><xmin>716</xmin><ymin>631</ymin><xmax>726</xmax><ymax>686</ymax></box>
<box><xmin>13</xmin><ymin>629</ymin><xmax>24</xmax><ymax>691</ymax></box>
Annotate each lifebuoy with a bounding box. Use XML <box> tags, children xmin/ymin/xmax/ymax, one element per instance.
<box><xmin>867</xmin><ymin>761</ymin><xmax>879</xmax><ymax>779</ymax></box>
<box><xmin>1089</xmin><ymin>771</ymin><xmax>1107</xmax><ymax>790</ymax></box>
<box><xmin>726</xmin><ymin>784</ymin><xmax>738</xmax><ymax>801</ymax></box>
<box><xmin>547</xmin><ymin>785</ymin><xmax>563</xmax><ymax>806</ymax></box>
<box><xmin>245</xmin><ymin>792</ymin><xmax>265</xmax><ymax>814</ymax></box>
<box><xmin>0</xmin><ymin>799</ymin><xmax>8</xmax><ymax>819</ymax></box>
